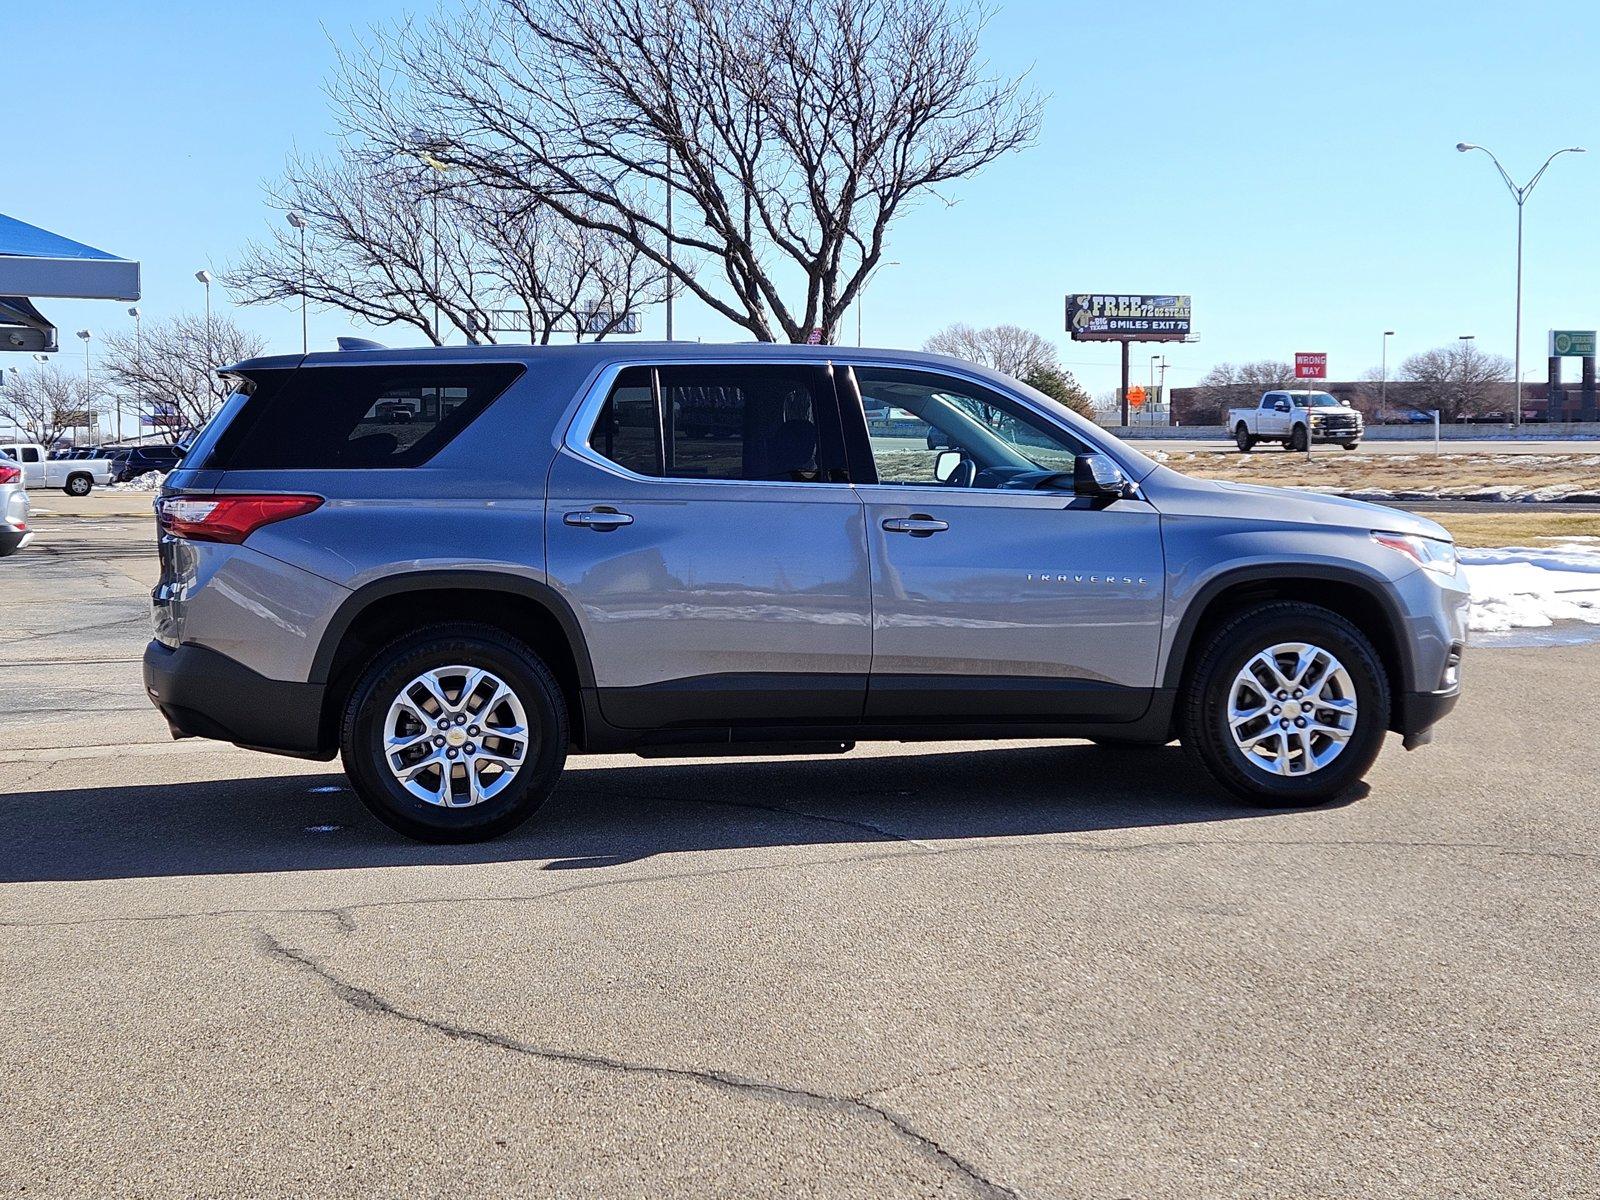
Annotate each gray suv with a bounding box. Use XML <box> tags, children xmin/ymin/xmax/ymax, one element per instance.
<box><xmin>142</xmin><ymin>344</ymin><xmax>1467</xmax><ymax>842</ymax></box>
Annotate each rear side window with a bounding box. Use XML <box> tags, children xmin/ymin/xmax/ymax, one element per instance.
<box><xmin>586</xmin><ymin>364</ymin><xmax>844</xmax><ymax>483</ymax></box>
<box><xmin>207</xmin><ymin>363</ymin><xmax>523</xmax><ymax>470</ymax></box>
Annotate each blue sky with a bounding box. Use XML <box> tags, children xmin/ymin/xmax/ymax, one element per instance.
<box><xmin>8</xmin><ymin>0</ymin><xmax>1599</xmax><ymax>401</ymax></box>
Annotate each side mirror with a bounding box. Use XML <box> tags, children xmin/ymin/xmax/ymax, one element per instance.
<box><xmin>932</xmin><ymin>449</ymin><xmax>962</xmax><ymax>482</ymax></box>
<box><xmin>1073</xmin><ymin>453</ymin><xmax>1131</xmax><ymax>501</ymax></box>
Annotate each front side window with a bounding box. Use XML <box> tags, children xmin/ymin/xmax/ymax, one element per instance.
<box><xmin>855</xmin><ymin>368</ymin><xmax>1089</xmax><ymax>489</ymax></box>
<box><xmin>586</xmin><ymin>364</ymin><xmax>843</xmax><ymax>484</ymax></box>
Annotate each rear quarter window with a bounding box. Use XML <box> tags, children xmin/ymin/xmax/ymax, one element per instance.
<box><xmin>205</xmin><ymin>363</ymin><xmax>524</xmax><ymax>471</ymax></box>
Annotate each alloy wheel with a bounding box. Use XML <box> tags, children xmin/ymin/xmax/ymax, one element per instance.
<box><xmin>383</xmin><ymin>664</ymin><xmax>530</xmax><ymax>807</ymax></box>
<box><xmin>1227</xmin><ymin>642</ymin><xmax>1358</xmax><ymax>777</ymax></box>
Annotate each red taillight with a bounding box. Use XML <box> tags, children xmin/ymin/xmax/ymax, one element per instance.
<box><xmin>157</xmin><ymin>494</ymin><xmax>323</xmax><ymax>544</ymax></box>
<box><xmin>0</xmin><ymin>464</ymin><xmax>19</xmax><ymax>485</ymax></box>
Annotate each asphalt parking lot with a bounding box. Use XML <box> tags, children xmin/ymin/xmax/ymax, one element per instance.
<box><xmin>3</xmin><ymin>508</ymin><xmax>1597</xmax><ymax>1198</ymax></box>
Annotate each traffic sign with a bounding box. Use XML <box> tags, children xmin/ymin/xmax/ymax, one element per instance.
<box><xmin>1127</xmin><ymin>385</ymin><xmax>1146</xmax><ymax>407</ymax></box>
<box><xmin>1294</xmin><ymin>352</ymin><xmax>1328</xmax><ymax>379</ymax></box>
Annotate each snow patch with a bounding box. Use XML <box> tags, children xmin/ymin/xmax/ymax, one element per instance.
<box><xmin>109</xmin><ymin>471</ymin><xmax>164</xmax><ymax>492</ymax></box>
<box><xmin>1460</xmin><ymin>543</ymin><xmax>1600</xmax><ymax>633</ymax></box>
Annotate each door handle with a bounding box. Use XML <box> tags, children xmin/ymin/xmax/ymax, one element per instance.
<box><xmin>882</xmin><ymin>515</ymin><xmax>949</xmax><ymax>537</ymax></box>
<box><xmin>564</xmin><ymin>508</ymin><xmax>634</xmax><ymax>530</ymax></box>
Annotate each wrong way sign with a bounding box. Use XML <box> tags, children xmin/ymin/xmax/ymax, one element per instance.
<box><xmin>1294</xmin><ymin>352</ymin><xmax>1328</xmax><ymax>379</ymax></box>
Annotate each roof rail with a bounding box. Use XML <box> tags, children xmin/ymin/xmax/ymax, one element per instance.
<box><xmin>336</xmin><ymin>336</ymin><xmax>387</xmax><ymax>352</ymax></box>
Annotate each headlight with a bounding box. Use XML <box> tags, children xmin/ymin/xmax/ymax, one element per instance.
<box><xmin>1372</xmin><ymin>531</ymin><xmax>1458</xmax><ymax>577</ymax></box>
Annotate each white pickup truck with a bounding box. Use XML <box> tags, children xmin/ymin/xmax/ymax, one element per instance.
<box><xmin>1228</xmin><ymin>390</ymin><xmax>1363</xmax><ymax>452</ymax></box>
<box><xmin>0</xmin><ymin>443</ymin><xmax>115</xmax><ymax>495</ymax></box>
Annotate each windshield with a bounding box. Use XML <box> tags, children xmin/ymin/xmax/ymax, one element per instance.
<box><xmin>1293</xmin><ymin>393</ymin><xmax>1343</xmax><ymax>408</ymax></box>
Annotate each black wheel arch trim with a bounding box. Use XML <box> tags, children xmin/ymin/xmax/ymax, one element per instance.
<box><xmin>308</xmin><ymin>569</ymin><xmax>597</xmax><ymax>689</ymax></box>
<box><xmin>1162</xmin><ymin>563</ymin><xmax>1416</xmax><ymax>694</ymax></box>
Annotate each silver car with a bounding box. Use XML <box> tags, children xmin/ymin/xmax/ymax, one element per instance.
<box><xmin>143</xmin><ymin>344</ymin><xmax>1467</xmax><ymax>842</ymax></box>
<box><xmin>0</xmin><ymin>452</ymin><xmax>32</xmax><ymax>556</ymax></box>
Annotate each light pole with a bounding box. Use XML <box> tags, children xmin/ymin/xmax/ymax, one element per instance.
<box><xmin>1456</xmin><ymin>141</ymin><xmax>1586</xmax><ymax>426</ymax></box>
<box><xmin>286</xmin><ymin>212</ymin><xmax>308</xmax><ymax>354</ymax></box>
<box><xmin>195</xmin><ymin>269</ymin><xmax>214</xmax><ymax>369</ymax></box>
<box><xmin>124</xmin><ymin>306</ymin><xmax>142</xmax><ymax>444</ymax></box>
<box><xmin>1379</xmin><ymin>330</ymin><xmax>1394</xmax><ymax>422</ymax></box>
<box><xmin>408</xmin><ymin>132</ymin><xmax>454</xmax><ymax>344</ymax></box>
<box><xmin>75</xmin><ymin>330</ymin><xmax>93</xmax><ymax>447</ymax></box>
<box><xmin>665</xmin><ymin>143</ymin><xmax>675</xmax><ymax>341</ymax></box>
<box><xmin>856</xmin><ymin>260</ymin><xmax>901</xmax><ymax>347</ymax></box>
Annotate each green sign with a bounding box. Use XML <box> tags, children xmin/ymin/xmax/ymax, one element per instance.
<box><xmin>1549</xmin><ymin>330</ymin><xmax>1596</xmax><ymax>357</ymax></box>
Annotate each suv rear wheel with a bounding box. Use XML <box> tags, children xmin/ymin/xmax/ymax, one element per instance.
<box><xmin>340</xmin><ymin>623</ymin><xmax>568</xmax><ymax>842</ymax></box>
<box><xmin>1180</xmin><ymin>601</ymin><xmax>1389</xmax><ymax>806</ymax></box>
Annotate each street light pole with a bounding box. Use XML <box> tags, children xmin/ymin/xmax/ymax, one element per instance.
<box><xmin>195</xmin><ymin>269</ymin><xmax>214</xmax><ymax>369</ymax></box>
<box><xmin>1379</xmin><ymin>330</ymin><xmax>1394</xmax><ymax>422</ymax></box>
<box><xmin>286</xmin><ymin>212</ymin><xmax>308</xmax><ymax>354</ymax></box>
<box><xmin>856</xmin><ymin>260</ymin><xmax>901</xmax><ymax>347</ymax></box>
<box><xmin>1456</xmin><ymin>141</ymin><xmax>1586</xmax><ymax>427</ymax></box>
<box><xmin>75</xmin><ymin>330</ymin><xmax>93</xmax><ymax>447</ymax></box>
<box><xmin>126</xmin><ymin>306</ymin><xmax>142</xmax><ymax>444</ymax></box>
<box><xmin>665</xmin><ymin>143</ymin><xmax>675</xmax><ymax>341</ymax></box>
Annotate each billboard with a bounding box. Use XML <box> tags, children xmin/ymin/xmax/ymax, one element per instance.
<box><xmin>1550</xmin><ymin>330</ymin><xmax>1596</xmax><ymax>357</ymax></box>
<box><xmin>1065</xmin><ymin>294</ymin><xmax>1191</xmax><ymax>341</ymax></box>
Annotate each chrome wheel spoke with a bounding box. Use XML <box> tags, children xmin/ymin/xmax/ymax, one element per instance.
<box><xmin>1229</xmin><ymin>641</ymin><xmax>1358</xmax><ymax>779</ymax></box>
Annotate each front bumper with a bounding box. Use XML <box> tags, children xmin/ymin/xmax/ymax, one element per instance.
<box><xmin>1310</xmin><ymin>424</ymin><xmax>1363</xmax><ymax>443</ymax></box>
<box><xmin>142</xmin><ymin>640</ymin><xmax>332</xmax><ymax>759</ymax></box>
<box><xmin>1396</xmin><ymin>686</ymin><xmax>1460</xmax><ymax>749</ymax></box>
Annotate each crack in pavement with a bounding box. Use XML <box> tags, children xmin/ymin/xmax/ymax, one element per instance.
<box><xmin>3</xmin><ymin>833</ymin><xmax>1594</xmax><ymax>932</ymax></box>
<box><xmin>610</xmin><ymin>789</ymin><xmax>938</xmax><ymax>849</ymax></box>
<box><xmin>258</xmin><ymin>931</ymin><xmax>1019</xmax><ymax>1199</ymax></box>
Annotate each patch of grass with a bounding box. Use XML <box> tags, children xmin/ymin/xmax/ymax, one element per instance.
<box><xmin>1412</xmin><ymin>510</ymin><xmax>1600</xmax><ymax>548</ymax></box>
<box><xmin>1159</xmin><ymin>449</ymin><xmax>1600</xmax><ymax>497</ymax></box>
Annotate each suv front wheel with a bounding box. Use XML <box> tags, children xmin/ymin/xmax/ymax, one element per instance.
<box><xmin>340</xmin><ymin>623</ymin><xmax>568</xmax><ymax>842</ymax></box>
<box><xmin>1180</xmin><ymin>602</ymin><xmax>1389</xmax><ymax>806</ymax></box>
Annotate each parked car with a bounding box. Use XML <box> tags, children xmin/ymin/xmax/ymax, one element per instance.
<box><xmin>143</xmin><ymin>344</ymin><xmax>1466</xmax><ymax>843</ymax></box>
<box><xmin>106</xmin><ymin>445</ymin><xmax>184</xmax><ymax>484</ymax></box>
<box><xmin>0</xmin><ymin>454</ymin><xmax>32</xmax><ymax>556</ymax></box>
<box><xmin>0</xmin><ymin>442</ymin><xmax>114</xmax><ymax>495</ymax></box>
<box><xmin>1229</xmin><ymin>390</ymin><xmax>1364</xmax><ymax>451</ymax></box>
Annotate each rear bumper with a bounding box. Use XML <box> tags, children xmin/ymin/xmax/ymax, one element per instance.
<box><xmin>142</xmin><ymin>640</ymin><xmax>332</xmax><ymax>759</ymax></box>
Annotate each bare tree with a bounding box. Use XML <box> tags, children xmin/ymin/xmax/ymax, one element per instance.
<box><xmin>331</xmin><ymin>0</ymin><xmax>1040</xmax><ymax>343</ymax></box>
<box><xmin>1190</xmin><ymin>360</ymin><xmax>1297</xmax><ymax>426</ymax></box>
<box><xmin>924</xmin><ymin>322</ymin><xmax>1092</xmax><ymax>417</ymax></box>
<box><xmin>99</xmin><ymin>313</ymin><xmax>266</xmax><ymax>437</ymax></box>
<box><xmin>460</xmin><ymin>193</ymin><xmax>664</xmax><ymax>343</ymax></box>
<box><xmin>1400</xmin><ymin>342</ymin><xmax>1513</xmax><ymax>423</ymax></box>
<box><xmin>230</xmin><ymin>152</ymin><xmax>662</xmax><ymax>345</ymax></box>
<box><xmin>0</xmin><ymin>363</ymin><xmax>90</xmax><ymax>446</ymax></box>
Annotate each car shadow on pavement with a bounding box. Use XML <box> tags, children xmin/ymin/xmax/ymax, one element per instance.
<box><xmin>0</xmin><ymin>743</ymin><xmax>1358</xmax><ymax>884</ymax></box>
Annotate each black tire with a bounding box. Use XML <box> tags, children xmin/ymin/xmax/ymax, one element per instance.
<box><xmin>1341</xmin><ymin>442</ymin><xmax>1359</xmax><ymax>451</ymax></box>
<box><xmin>1287</xmin><ymin>426</ymin><xmax>1308</xmax><ymax>453</ymax></box>
<box><xmin>1179</xmin><ymin>601</ymin><xmax>1390</xmax><ymax>807</ymax></box>
<box><xmin>1234</xmin><ymin>425</ymin><xmax>1254</xmax><ymax>452</ymax></box>
<box><xmin>340</xmin><ymin>622</ymin><xmax>568</xmax><ymax>843</ymax></box>
<box><xmin>64</xmin><ymin>473</ymin><xmax>92</xmax><ymax>497</ymax></box>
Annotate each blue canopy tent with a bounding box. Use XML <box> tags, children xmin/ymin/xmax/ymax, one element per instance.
<box><xmin>0</xmin><ymin>214</ymin><xmax>141</xmax><ymax>353</ymax></box>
